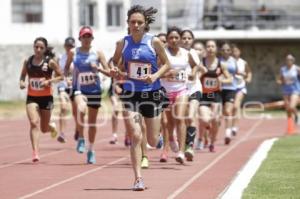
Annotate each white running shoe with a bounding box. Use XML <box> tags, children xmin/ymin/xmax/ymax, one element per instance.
<box><xmin>195</xmin><ymin>139</ymin><xmax>204</xmax><ymax>150</ymax></box>
<box><xmin>49</xmin><ymin>122</ymin><xmax>57</xmax><ymax>139</ymax></box>
<box><xmin>175</xmin><ymin>151</ymin><xmax>185</xmax><ymax>164</ymax></box>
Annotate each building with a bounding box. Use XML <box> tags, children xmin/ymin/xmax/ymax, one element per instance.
<box><xmin>1</xmin><ymin>0</ymin><xmax>300</xmax><ymax>101</ymax></box>
<box><xmin>0</xmin><ymin>0</ymin><xmax>131</xmax><ymax>100</ymax></box>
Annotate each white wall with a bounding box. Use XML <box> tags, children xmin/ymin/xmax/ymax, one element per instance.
<box><xmin>0</xmin><ymin>0</ymin><xmax>129</xmax><ymax>100</ymax></box>
<box><xmin>0</xmin><ymin>0</ymin><xmax>69</xmax><ymax>45</ymax></box>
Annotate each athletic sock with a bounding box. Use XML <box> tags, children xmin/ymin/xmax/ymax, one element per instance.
<box><xmin>88</xmin><ymin>143</ymin><xmax>94</xmax><ymax>151</ymax></box>
<box><xmin>231</xmin><ymin>126</ymin><xmax>238</xmax><ymax>132</ymax></box>
<box><xmin>185</xmin><ymin>126</ymin><xmax>196</xmax><ymax>147</ymax></box>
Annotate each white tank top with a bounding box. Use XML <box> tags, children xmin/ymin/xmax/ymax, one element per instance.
<box><xmin>235</xmin><ymin>57</ymin><xmax>246</xmax><ymax>89</ymax></box>
<box><xmin>160</xmin><ymin>47</ymin><xmax>189</xmax><ymax>93</ymax></box>
<box><xmin>187</xmin><ymin>48</ymin><xmax>202</xmax><ymax>95</ymax></box>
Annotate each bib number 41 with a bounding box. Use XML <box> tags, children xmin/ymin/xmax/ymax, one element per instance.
<box><xmin>129</xmin><ymin>62</ymin><xmax>151</xmax><ymax>80</ymax></box>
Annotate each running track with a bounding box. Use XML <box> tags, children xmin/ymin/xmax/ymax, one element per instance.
<box><xmin>0</xmin><ymin>117</ymin><xmax>286</xmax><ymax>199</ymax></box>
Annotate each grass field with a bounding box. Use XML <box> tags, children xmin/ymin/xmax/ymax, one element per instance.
<box><xmin>0</xmin><ymin>100</ymin><xmax>26</xmax><ymax>119</ymax></box>
<box><xmin>0</xmin><ymin>100</ymin><xmax>288</xmax><ymax>120</ymax></box>
<box><xmin>0</xmin><ymin>96</ymin><xmax>114</xmax><ymax>120</ymax></box>
<box><xmin>243</xmin><ymin>135</ymin><xmax>300</xmax><ymax>199</ymax></box>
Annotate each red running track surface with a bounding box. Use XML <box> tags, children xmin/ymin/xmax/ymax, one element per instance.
<box><xmin>0</xmin><ymin>117</ymin><xmax>286</xmax><ymax>199</ymax></box>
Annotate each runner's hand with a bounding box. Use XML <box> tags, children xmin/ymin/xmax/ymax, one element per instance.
<box><xmin>142</xmin><ymin>74</ymin><xmax>158</xmax><ymax>84</ymax></box>
<box><xmin>40</xmin><ymin>78</ymin><xmax>50</xmax><ymax>87</ymax></box>
<box><xmin>110</xmin><ymin>67</ymin><xmax>119</xmax><ymax>78</ymax></box>
<box><xmin>19</xmin><ymin>80</ymin><xmax>26</xmax><ymax>89</ymax></box>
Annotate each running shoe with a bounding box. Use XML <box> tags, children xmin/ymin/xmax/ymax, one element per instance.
<box><xmin>74</xmin><ymin>130</ymin><xmax>79</xmax><ymax>141</ymax></box>
<box><xmin>231</xmin><ymin>127</ymin><xmax>238</xmax><ymax>137</ymax></box>
<box><xmin>76</xmin><ymin>138</ymin><xmax>85</xmax><ymax>153</ymax></box>
<box><xmin>87</xmin><ymin>150</ymin><xmax>96</xmax><ymax>164</ymax></box>
<box><xmin>32</xmin><ymin>151</ymin><xmax>40</xmax><ymax>163</ymax></box>
<box><xmin>156</xmin><ymin>134</ymin><xmax>164</xmax><ymax>149</ymax></box>
<box><xmin>209</xmin><ymin>144</ymin><xmax>215</xmax><ymax>152</ymax></box>
<box><xmin>124</xmin><ymin>136</ymin><xmax>131</xmax><ymax>147</ymax></box>
<box><xmin>109</xmin><ymin>134</ymin><xmax>118</xmax><ymax>144</ymax></box>
<box><xmin>49</xmin><ymin>122</ymin><xmax>58</xmax><ymax>139</ymax></box>
<box><xmin>57</xmin><ymin>134</ymin><xmax>66</xmax><ymax>143</ymax></box>
<box><xmin>225</xmin><ymin>128</ymin><xmax>232</xmax><ymax>145</ymax></box>
<box><xmin>133</xmin><ymin>177</ymin><xmax>145</xmax><ymax>191</ymax></box>
<box><xmin>141</xmin><ymin>156</ymin><xmax>149</xmax><ymax>169</ymax></box>
<box><xmin>295</xmin><ymin>114</ymin><xmax>299</xmax><ymax>125</ymax></box>
<box><xmin>160</xmin><ymin>151</ymin><xmax>168</xmax><ymax>162</ymax></box>
<box><xmin>184</xmin><ymin>146</ymin><xmax>194</xmax><ymax>161</ymax></box>
<box><xmin>175</xmin><ymin>151</ymin><xmax>185</xmax><ymax>164</ymax></box>
<box><xmin>170</xmin><ymin>140</ymin><xmax>179</xmax><ymax>153</ymax></box>
<box><xmin>195</xmin><ymin>139</ymin><xmax>204</xmax><ymax>150</ymax></box>
<box><xmin>224</xmin><ymin>137</ymin><xmax>231</xmax><ymax>145</ymax></box>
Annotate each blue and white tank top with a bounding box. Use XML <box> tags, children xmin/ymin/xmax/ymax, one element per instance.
<box><xmin>122</xmin><ymin>33</ymin><xmax>161</xmax><ymax>91</ymax></box>
<box><xmin>72</xmin><ymin>47</ymin><xmax>101</xmax><ymax>94</ymax></box>
<box><xmin>281</xmin><ymin>65</ymin><xmax>300</xmax><ymax>95</ymax></box>
<box><xmin>221</xmin><ymin>56</ymin><xmax>238</xmax><ymax>90</ymax></box>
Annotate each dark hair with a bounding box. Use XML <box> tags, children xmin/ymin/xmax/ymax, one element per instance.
<box><xmin>167</xmin><ymin>26</ymin><xmax>182</xmax><ymax>38</ymax></box>
<box><xmin>64</xmin><ymin>37</ymin><xmax>75</xmax><ymax>47</ymax></box>
<box><xmin>127</xmin><ymin>5</ymin><xmax>157</xmax><ymax>32</ymax></box>
<box><xmin>220</xmin><ymin>41</ymin><xmax>231</xmax><ymax>49</ymax></box>
<box><xmin>192</xmin><ymin>40</ymin><xmax>204</xmax><ymax>48</ymax></box>
<box><xmin>230</xmin><ymin>43</ymin><xmax>239</xmax><ymax>49</ymax></box>
<box><xmin>156</xmin><ymin>33</ymin><xmax>166</xmax><ymax>38</ymax></box>
<box><xmin>180</xmin><ymin>29</ymin><xmax>194</xmax><ymax>39</ymax></box>
<box><xmin>34</xmin><ymin>37</ymin><xmax>55</xmax><ymax>59</ymax></box>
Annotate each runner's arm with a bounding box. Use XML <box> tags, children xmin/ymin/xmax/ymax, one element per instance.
<box><xmin>64</xmin><ymin>49</ymin><xmax>75</xmax><ymax>76</ymax></box>
<box><xmin>220</xmin><ymin>63</ymin><xmax>233</xmax><ymax>84</ymax></box>
<box><xmin>19</xmin><ymin>59</ymin><xmax>28</xmax><ymax>89</ymax></box>
<box><xmin>44</xmin><ymin>59</ymin><xmax>63</xmax><ymax>86</ymax></box>
<box><xmin>245</xmin><ymin>62</ymin><xmax>252</xmax><ymax>83</ymax></box>
<box><xmin>95</xmin><ymin>50</ymin><xmax>111</xmax><ymax>77</ymax></box>
<box><xmin>152</xmin><ymin>37</ymin><xmax>170</xmax><ymax>79</ymax></box>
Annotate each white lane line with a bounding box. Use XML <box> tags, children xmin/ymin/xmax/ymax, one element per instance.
<box><xmin>220</xmin><ymin>138</ymin><xmax>278</xmax><ymax>199</ymax></box>
<box><xmin>0</xmin><ymin>137</ymin><xmax>110</xmax><ymax>170</ymax></box>
<box><xmin>167</xmin><ymin>119</ymin><xmax>263</xmax><ymax>199</ymax></box>
<box><xmin>0</xmin><ymin>135</ymin><xmax>59</xmax><ymax>150</ymax></box>
<box><xmin>0</xmin><ymin>150</ymin><xmax>66</xmax><ymax>169</ymax></box>
<box><xmin>0</xmin><ymin>143</ymin><xmax>28</xmax><ymax>150</ymax></box>
<box><xmin>18</xmin><ymin>156</ymin><xmax>128</xmax><ymax>199</ymax></box>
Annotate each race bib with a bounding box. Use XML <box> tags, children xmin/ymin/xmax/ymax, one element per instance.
<box><xmin>128</xmin><ymin>62</ymin><xmax>151</xmax><ymax>80</ymax></box>
<box><xmin>203</xmin><ymin>77</ymin><xmax>218</xmax><ymax>89</ymax></box>
<box><xmin>78</xmin><ymin>72</ymin><xmax>96</xmax><ymax>85</ymax></box>
<box><xmin>168</xmin><ymin>70</ymin><xmax>187</xmax><ymax>82</ymax></box>
<box><xmin>284</xmin><ymin>76</ymin><xmax>294</xmax><ymax>85</ymax></box>
<box><xmin>29</xmin><ymin>78</ymin><xmax>44</xmax><ymax>91</ymax></box>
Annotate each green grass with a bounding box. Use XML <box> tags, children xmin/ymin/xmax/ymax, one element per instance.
<box><xmin>0</xmin><ymin>100</ymin><xmax>26</xmax><ymax>119</ymax></box>
<box><xmin>0</xmin><ymin>100</ymin><xmax>24</xmax><ymax>108</ymax></box>
<box><xmin>243</xmin><ymin>135</ymin><xmax>300</xmax><ymax>199</ymax></box>
<box><xmin>0</xmin><ymin>96</ymin><xmax>114</xmax><ymax>120</ymax></box>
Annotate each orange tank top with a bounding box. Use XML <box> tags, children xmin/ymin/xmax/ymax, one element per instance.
<box><xmin>27</xmin><ymin>55</ymin><xmax>53</xmax><ymax>96</ymax></box>
<box><xmin>201</xmin><ymin>58</ymin><xmax>223</xmax><ymax>94</ymax></box>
